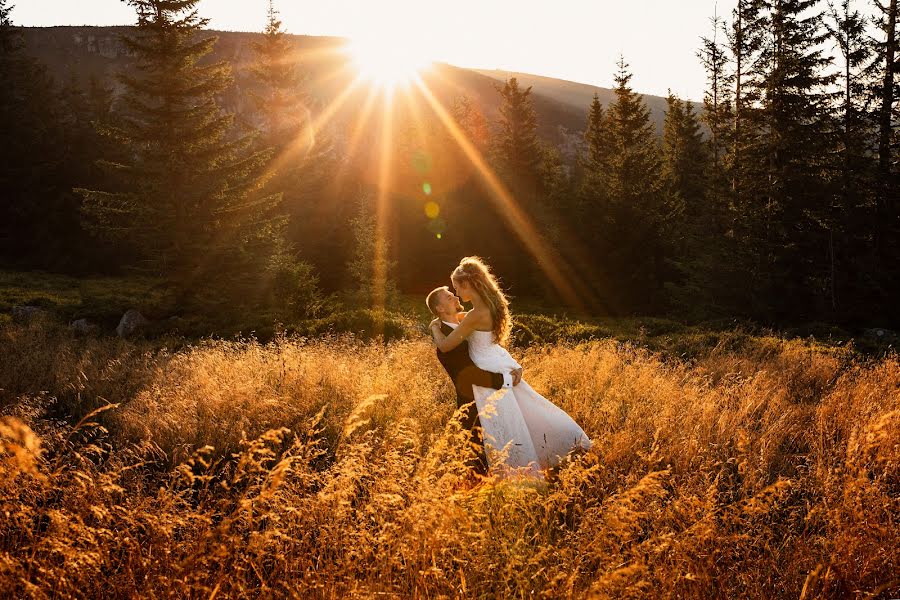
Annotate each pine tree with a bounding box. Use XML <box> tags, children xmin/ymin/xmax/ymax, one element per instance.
<box><xmin>747</xmin><ymin>0</ymin><xmax>837</xmax><ymax>317</ymax></box>
<box><xmin>451</xmin><ymin>95</ymin><xmax>489</xmax><ymax>151</ymax></box>
<box><xmin>579</xmin><ymin>93</ymin><xmax>612</xmax><ymax>222</ymax></box>
<box><xmin>873</xmin><ymin>0</ymin><xmax>899</xmax><ymax>189</ymax></box>
<box><xmin>76</xmin><ymin>0</ymin><xmax>280</xmax><ymax>298</ymax></box>
<box><xmin>347</xmin><ymin>190</ymin><xmax>398</xmax><ymax>309</ymax></box>
<box><xmin>662</xmin><ymin>92</ymin><xmax>707</xmax><ymax>226</ymax></box>
<box><xmin>727</xmin><ymin>0</ymin><xmax>767</xmax><ymax>206</ymax></box>
<box><xmin>869</xmin><ymin>0</ymin><xmax>899</xmax><ymax>296</ymax></box>
<box><xmin>823</xmin><ymin>0</ymin><xmax>876</xmax><ymax>313</ymax></box>
<box><xmin>0</xmin><ymin>0</ymin><xmax>66</xmax><ymax>265</ymax></box>
<box><xmin>602</xmin><ymin>57</ymin><xmax>667</xmax><ymax>310</ymax></box>
<box><xmin>247</xmin><ymin>0</ymin><xmax>330</xmax><ymax>316</ymax></box>
<box><xmin>493</xmin><ymin>77</ymin><xmax>544</xmax><ymax>199</ymax></box>
<box><xmin>491</xmin><ymin>76</ymin><xmax>551</xmax><ymax>288</ymax></box>
<box><xmin>250</xmin><ymin>0</ymin><xmax>324</xmax><ymax>167</ymax></box>
<box><xmin>698</xmin><ymin>9</ymin><xmax>734</xmax><ymax>214</ymax></box>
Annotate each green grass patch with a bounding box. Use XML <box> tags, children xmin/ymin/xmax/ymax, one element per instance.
<box><xmin>1</xmin><ymin>270</ymin><xmax>889</xmax><ymax>358</ymax></box>
<box><xmin>0</xmin><ymin>270</ymin><xmax>167</xmax><ymax>326</ymax></box>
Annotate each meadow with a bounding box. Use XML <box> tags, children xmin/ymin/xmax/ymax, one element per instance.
<box><xmin>1</xmin><ymin>310</ymin><xmax>899</xmax><ymax>599</ymax></box>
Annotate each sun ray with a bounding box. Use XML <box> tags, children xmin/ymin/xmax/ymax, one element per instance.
<box><xmin>261</xmin><ymin>73</ymin><xmax>366</xmax><ymax>186</ymax></box>
<box><xmin>399</xmin><ymin>79</ymin><xmax>429</xmax><ymax>142</ymax></box>
<box><xmin>331</xmin><ymin>84</ymin><xmax>381</xmax><ymax>187</ymax></box>
<box><xmin>373</xmin><ymin>87</ymin><xmax>395</xmax><ymax>320</ymax></box>
<box><xmin>411</xmin><ymin>76</ymin><xmax>588</xmax><ymax>310</ymax></box>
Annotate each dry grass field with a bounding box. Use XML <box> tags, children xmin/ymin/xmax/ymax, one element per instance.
<box><xmin>1</xmin><ymin>318</ymin><xmax>899</xmax><ymax>598</ymax></box>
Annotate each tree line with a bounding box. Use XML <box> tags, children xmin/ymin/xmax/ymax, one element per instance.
<box><xmin>1</xmin><ymin>0</ymin><xmax>898</xmax><ymax>327</ymax></box>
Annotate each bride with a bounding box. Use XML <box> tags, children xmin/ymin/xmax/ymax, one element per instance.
<box><xmin>430</xmin><ymin>256</ymin><xmax>591</xmax><ymax>479</ymax></box>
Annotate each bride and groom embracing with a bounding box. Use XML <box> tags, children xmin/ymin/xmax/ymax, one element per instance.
<box><xmin>427</xmin><ymin>256</ymin><xmax>591</xmax><ymax>481</ymax></box>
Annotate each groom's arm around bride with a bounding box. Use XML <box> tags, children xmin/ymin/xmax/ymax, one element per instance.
<box><xmin>426</xmin><ymin>286</ymin><xmax>520</xmax><ymax>474</ymax></box>
<box><xmin>426</xmin><ymin>286</ymin><xmax>519</xmax><ymax>400</ymax></box>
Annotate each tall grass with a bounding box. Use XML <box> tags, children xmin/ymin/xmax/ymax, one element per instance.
<box><xmin>1</xmin><ymin>321</ymin><xmax>898</xmax><ymax>598</ymax></box>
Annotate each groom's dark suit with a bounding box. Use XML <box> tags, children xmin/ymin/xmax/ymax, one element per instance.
<box><xmin>435</xmin><ymin>321</ymin><xmax>506</xmax><ymax>475</ymax></box>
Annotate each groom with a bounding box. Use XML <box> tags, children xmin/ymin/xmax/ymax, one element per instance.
<box><xmin>426</xmin><ymin>286</ymin><xmax>522</xmax><ymax>475</ymax></box>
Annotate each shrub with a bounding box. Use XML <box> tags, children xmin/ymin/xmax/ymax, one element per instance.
<box><xmin>297</xmin><ymin>309</ymin><xmax>415</xmax><ymax>342</ymax></box>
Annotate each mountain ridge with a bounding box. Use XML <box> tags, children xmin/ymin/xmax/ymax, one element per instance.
<box><xmin>20</xmin><ymin>26</ymin><xmax>694</xmax><ymax>159</ymax></box>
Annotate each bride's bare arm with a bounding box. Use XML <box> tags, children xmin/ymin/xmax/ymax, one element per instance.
<box><xmin>430</xmin><ymin>312</ymin><xmax>479</xmax><ymax>352</ymax></box>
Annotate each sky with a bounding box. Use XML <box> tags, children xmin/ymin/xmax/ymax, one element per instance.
<box><xmin>13</xmin><ymin>0</ymin><xmax>856</xmax><ymax>101</ymax></box>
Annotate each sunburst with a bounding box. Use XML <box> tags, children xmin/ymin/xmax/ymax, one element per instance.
<box><xmin>345</xmin><ymin>35</ymin><xmax>432</xmax><ymax>89</ymax></box>
<box><xmin>292</xmin><ymin>36</ymin><xmax>589</xmax><ymax>311</ymax></box>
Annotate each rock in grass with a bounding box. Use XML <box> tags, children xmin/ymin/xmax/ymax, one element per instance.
<box><xmin>11</xmin><ymin>305</ymin><xmax>44</xmax><ymax>321</ymax></box>
<box><xmin>70</xmin><ymin>318</ymin><xmax>98</xmax><ymax>335</ymax></box>
<box><xmin>863</xmin><ymin>328</ymin><xmax>896</xmax><ymax>341</ymax></box>
<box><xmin>116</xmin><ymin>309</ymin><xmax>148</xmax><ymax>338</ymax></box>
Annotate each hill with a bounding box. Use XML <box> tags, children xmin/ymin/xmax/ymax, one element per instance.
<box><xmin>474</xmin><ymin>68</ymin><xmax>688</xmax><ymax>134</ymax></box>
<box><xmin>21</xmin><ymin>26</ymin><xmax>691</xmax><ymax>161</ymax></box>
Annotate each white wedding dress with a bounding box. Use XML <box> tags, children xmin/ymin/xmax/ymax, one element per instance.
<box><xmin>466</xmin><ymin>329</ymin><xmax>592</xmax><ymax>478</ymax></box>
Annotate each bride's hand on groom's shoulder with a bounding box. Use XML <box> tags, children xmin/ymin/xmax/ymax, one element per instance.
<box><xmin>429</xmin><ymin>318</ymin><xmax>442</xmax><ymax>332</ymax></box>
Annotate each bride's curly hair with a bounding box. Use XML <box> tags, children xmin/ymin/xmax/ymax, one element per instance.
<box><xmin>451</xmin><ymin>256</ymin><xmax>511</xmax><ymax>345</ymax></box>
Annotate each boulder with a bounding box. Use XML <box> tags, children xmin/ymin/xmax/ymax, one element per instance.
<box><xmin>863</xmin><ymin>328</ymin><xmax>897</xmax><ymax>340</ymax></box>
<box><xmin>116</xmin><ymin>309</ymin><xmax>148</xmax><ymax>338</ymax></box>
<box><xmin>70</xmin><ymin>318</ymin><xmax>98</xmax><ymax>334</ymax></box>
<box><xmin>11</xmin><ymin>305</ymin><xmax>44</xmax><ymax>321</ymax></box>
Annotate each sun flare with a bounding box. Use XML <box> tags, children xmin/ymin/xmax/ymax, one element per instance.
<box><xmin>345</xmin><ymin>36</ymin><xmax>432</xmax><ymax>88</ymax></box>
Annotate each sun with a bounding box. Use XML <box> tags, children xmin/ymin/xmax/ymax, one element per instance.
<box><xmin>345</xmin><ymin>34</ymin><xmax>433</xmax><ymax>88</ymax></box>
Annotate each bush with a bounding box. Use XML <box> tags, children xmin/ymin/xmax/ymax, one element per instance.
<box><xmin>297</xmin><ymin>309</ymin><xmax>415</xmax><ymax>342</ymax></box>
<box><xmin>512</xmin><ymin>314</ymin><xmax>610</xmax><ymax>346</ymax></box>
<box><xmin>263</xmin><ymin>251</ymin><xmax>331</xmax><ymax>319</ymax></box>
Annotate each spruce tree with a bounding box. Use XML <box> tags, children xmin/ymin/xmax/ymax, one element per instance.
<box><xmin>698</xmin><ymin>10</ymin><xmax>734</xmax><ymax>214</ymax></box>
<box><xmin>0</xmin><ymin>0</ymin><xmax>65</xmax><ymax>265</ymax></box>
<box><xmin>579</xmin><ymin>93</ymin><xmax>612</xmax><ymax>219</ymax></box>
<box><xmin>247</xmin><ymin>0</ymin><xmax>330</xmax><ymax>317</ymax></box>
<box><xmin>869</xmin><ymin>0</ymin><xmax>899</xmax><ymax>304</ymax></box>
<box><xmin>493</xmin><ymin>77</ymin><xmax>544</xmax><ymax>199</ymax></box>
<box><xmin>250</xmin><ymin>0</ymin><xmax>328</xmax><ymax>172</ymax></box>
<box><xmin>347</xmin><ymin>190</ymin><xmax>397</xmax><ymax>309</ymax></box>
<box><xmin>662</xmin><ymin>92</ymin><xmax>707</xmax><ymax>226</ymax></box>
<box><xmin>748</xmin><ymin>0</ymin><xmax>837</xmax><ymax>317</ymax></box>
<box><xmin>53</xmin><ymin>77</ymin><xmax>118</xmax><ymax>269</ymax></box>
<box><xmin>823</xmin><ymin>0</ymin><xmax>876</xmax><ymax>313</ymax></box>
<box><xmin>873</xmin><ymin>0</ymin><xmax>898</xmax><ymax>189</ymax></box>
<box><xmin>726</xmin><ymin>0</ymin><xmax>767</xmax><ymax>216</ymax></box>
<box><xmin>491</xmin><ymin>77</ymin><xmax>550</xmax><ymax>288</ymax></box>
<box><xmin>452</xmin><ymin>95</ymin><xmax>489</xmax><ymax>151</ymax></box>
<box><xmin>603</xmin><ymin>57</ymin><xmax>667</xmax><ymax>310</ymax></box>
<box><xmin>0</xmin><ymin>0</ymin><xmax>18</xmax><ymax>53</ymax></box>
<box><xmin>662</xmin><ymin>91</ymin><xmax>738</xmax><ymax>316</ymax></box>
<box><xmin>76</xmin><ymin>0</ymin><xmax>279</xmax><ymax>299</ymax></box>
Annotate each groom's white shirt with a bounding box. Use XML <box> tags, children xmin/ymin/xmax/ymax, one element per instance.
<box><xmin>442</xmin><ymin>320</ymin><xmax>514</xmax><ymax>388</ymax></box>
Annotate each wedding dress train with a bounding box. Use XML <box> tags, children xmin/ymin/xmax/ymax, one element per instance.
<box><xmin>466</xmin><ymin>330</ymin><xmax>592</xmax><ymax>478</ymax></box>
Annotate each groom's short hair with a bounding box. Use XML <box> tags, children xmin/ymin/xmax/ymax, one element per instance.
<box><xmin>426</xmin><ymin>286</ymin><xmax>449</xmax><ymax>315</ymax></box>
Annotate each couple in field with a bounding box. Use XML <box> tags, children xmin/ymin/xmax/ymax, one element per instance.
<box><xmin>427</xmin><ymin>257</ymin><xmax>591</xmax><ymax>480</ymax></box>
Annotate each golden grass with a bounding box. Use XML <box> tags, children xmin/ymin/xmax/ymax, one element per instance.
<box><xmin>1</xmin><ymin>321</ymin><xmax>899</xmax><ymax>598</ymax></box>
